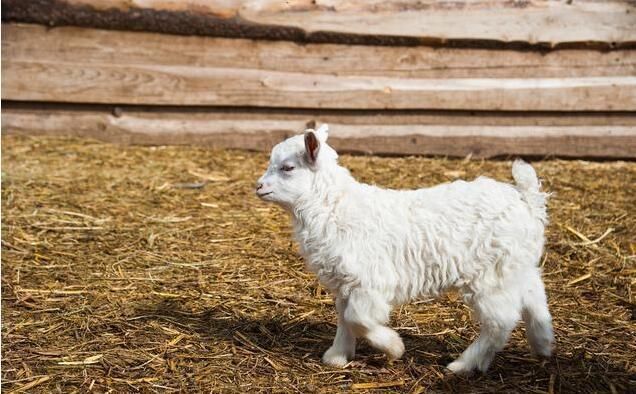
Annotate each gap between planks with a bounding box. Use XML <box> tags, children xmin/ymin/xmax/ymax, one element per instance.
<box><xmin>2</xmin><ymin>106</ymin><xmax>635</xmax><ymax>159</ymax></box>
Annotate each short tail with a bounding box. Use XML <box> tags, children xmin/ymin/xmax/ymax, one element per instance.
<box><xmin>512</xmin><ymin>160</ymin><xmax>548</xmax><ymax>224</ymax></box>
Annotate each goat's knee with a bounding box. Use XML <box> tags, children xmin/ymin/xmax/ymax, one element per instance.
<box><xmin>365</xmin><ymin>325</ymin><xmax>405</xmax><ymax>360</ymax></box>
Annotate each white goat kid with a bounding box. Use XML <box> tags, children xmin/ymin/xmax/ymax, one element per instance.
<box><xmin>256</xmin><ymin>125</ymin><xmax>553</xmax><ymax>374</ymax></box>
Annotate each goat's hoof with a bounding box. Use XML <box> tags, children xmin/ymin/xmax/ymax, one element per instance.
<box><xmin>530</xmin><ymin>343</ymin><xmax>553</xmax><ymax>358</ymax></box>
<box><xmin>322</xmin><ymin>348</ymin><xmax>350</xmax><ymax>368</ymax></box>
<box><xmin>386</xmin><ymin>337</ymin><xmax>405</xmax><ymax>361</ymax></box>
<box><xmin>446</xmin><ymin>360</ymin><xmax>473</xmax><ymax>376</ymax></box>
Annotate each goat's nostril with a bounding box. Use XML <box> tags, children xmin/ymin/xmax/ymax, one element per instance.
<box><xmin>256</xmin><ymin>183</ymin><xmax>263</xmax><ymax>191</ymax></box>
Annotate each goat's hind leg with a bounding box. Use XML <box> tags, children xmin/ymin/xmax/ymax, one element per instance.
<box><xmin>447</xmin><ymin>289</ymin><xmax>522</xmax><ymax>374</ymax></box>
<box><xmin>522</xmin><ymin>269</ymin><xmax>554</xmax><ymax>357</ymax></box>
<box><xmin>344</xmin><ymin>288</ymin><xmax>405</xmax><ymax>361</ymax></box>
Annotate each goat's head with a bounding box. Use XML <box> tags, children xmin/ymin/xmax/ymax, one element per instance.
<box><xmin>256</xmin><ymin>124</ymin><xmax>337</xmax><ymax>208</ymax></box>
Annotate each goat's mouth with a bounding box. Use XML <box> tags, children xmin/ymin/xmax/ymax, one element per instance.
<box><xmin>257</xmin><ymin>191</ymin><xmax>273</xmax><ymax>198</ymax></box>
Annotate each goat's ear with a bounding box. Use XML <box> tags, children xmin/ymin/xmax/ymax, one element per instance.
<box><xmin>304</xmin><ymin>131</ymin><xmax>320</xmax><ymax>166</ymax></box>
<box><xmin>315</xmin><ymin>124</ymin><xmax>329</xmax><ymax>142</ymax></box>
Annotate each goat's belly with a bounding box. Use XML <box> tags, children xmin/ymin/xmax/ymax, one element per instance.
<box><xmin>390</xmin><ymin>255</ymin><xmax>466</xmax><ymax>304</ymax></box>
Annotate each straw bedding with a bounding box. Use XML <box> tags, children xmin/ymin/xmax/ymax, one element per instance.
<box><xmin>2</xmin><ymin>135</ymin><xmax>634</xmax><ymax>393</ymax></box>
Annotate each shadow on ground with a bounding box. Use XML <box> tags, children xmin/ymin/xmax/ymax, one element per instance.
<box><xmin>134</xmin><ymin>299</ymin><xmax>633</xmax><ymax>393</ymax></box>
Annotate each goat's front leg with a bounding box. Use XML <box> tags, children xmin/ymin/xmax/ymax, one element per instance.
<box><xmin>322</xmin><ymin>297</ymin><xmax>356</xmax><ymax>367</ymax></box>
<box><xmin>344</xmin><ymin>288</ymin><xmax>405</xmax><ymax>361</ymax></box>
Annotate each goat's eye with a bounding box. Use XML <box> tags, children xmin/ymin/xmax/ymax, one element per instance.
<box><xmin>280</xmin><ymin>165</ymin><xmax>295</xmax><ymax>172</ymax></box>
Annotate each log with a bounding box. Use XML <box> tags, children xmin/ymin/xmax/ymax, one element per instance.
<box><xmin>3</xmin><ymin>24</ymin><xmax>636</xmax><ymax>111</ymax></box>
<box><xmin>2</xmin><ymin>0</ymin><xmax>636</xmax><ymax>48</ymax></box>
<box><xmin>3</xmin><ymin>105</ymin><xmax>636</xmax><ymax>158</ymax></box>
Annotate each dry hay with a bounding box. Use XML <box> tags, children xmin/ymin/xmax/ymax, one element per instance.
<box><xmin>2</xmin><ymin>135</ymin><xmax>635</xmax><ymax>393</ymax></box>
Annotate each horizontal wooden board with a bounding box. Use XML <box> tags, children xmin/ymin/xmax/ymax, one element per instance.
<box><xmin>5</xmin><ymin>24</ymin><xmax>636</xmax><ymax>79</ymax></box>
<box><xmin>3</xmin><ymin>24</ymin><xmax>636</xmax><ymax>111</ymax></box>
<box><xmin>3</xmin><ymin>106</ymin><xmax>635</xmax><ymax>158</ymax></box>
<box><xmin>3</xmin><ymin>0</ymin><xmax>636</xmax><ymax>47</ymax></box>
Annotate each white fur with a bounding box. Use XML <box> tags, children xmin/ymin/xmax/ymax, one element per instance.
<box><xmin>256</xmin><ymin>125</ymin><xmax>554</xmax><ymax>374</ymax></box>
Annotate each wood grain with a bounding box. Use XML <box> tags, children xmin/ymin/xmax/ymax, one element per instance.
<box><xmin>4</xmin><ymin>106</ymin><xmax>635</xmax><ymax>158</ymax></box>
<box><xmin>5</xmin><ymin>24</ymin><xmax>636</xmax><ymax>78</ymax></box>
<box><xmin>3</xmin><ymin>24</ymin><xmax>636</xmax><ymax>110</ymax></box>
<box><xmin>3</xmin><ymin>0</ymin><xmax>636</xmax><ymax>47</ymax></box>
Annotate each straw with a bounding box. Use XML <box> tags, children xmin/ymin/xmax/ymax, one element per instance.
<box><xmin>2</xmin><ymin>135</ymin><xmax>634</xmax><ymax>393</ymax></box>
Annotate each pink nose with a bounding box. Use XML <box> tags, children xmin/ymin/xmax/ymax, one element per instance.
<box><xmin>256</xmin><ymin>183</ymin><xmax>264</xmax><ymax>191</ymax></box>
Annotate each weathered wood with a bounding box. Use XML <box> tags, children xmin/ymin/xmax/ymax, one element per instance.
<box><xmin>3</xmin><ymin>0</ymin><xmax>636</xmax><ymax>48</ymax></box>
<box><xmin>5</xmin><ymin>24</ymin><xmax>636</xmax><ymax>79</ymax></box>
<box><xmin>3</xmin><ymin>106</ymin><xmax>635</xmax><ymax>158</ymax></box>
<box><xmin>3</xmin><ymin>24</ymin><xmax>636</xmax><ymax>111</ymax></box>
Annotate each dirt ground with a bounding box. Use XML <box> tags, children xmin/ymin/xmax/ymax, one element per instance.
<box><xmin>2</xmin><ymin>135</ymin><xmax>635</xmax><ymax>393</ymax></box>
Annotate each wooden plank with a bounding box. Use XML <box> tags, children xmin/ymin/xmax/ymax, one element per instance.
<box><xmin>3</xmin><ymin>106</ymin><xmax>635</xmax><ymax>158</ymax></box>
<box><xmin>3</xmin><ymin>24</ymin><xmax>636</xmax><ymax>111</ymax></box>
<box><xmin>5</xmin><ymin>24</ymin><xmax>636</xmax><ymax>78</ymax></box>
<box><xmin>3</xmin><ymin>0</ymin><xmax>636</xmax><ymax>47</ymax></box>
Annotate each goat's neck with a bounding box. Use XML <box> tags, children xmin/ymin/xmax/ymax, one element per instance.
<box><xmin>291</xmin><ymin>165</ymin><xmax>354</xmax><ymax>232</ymax></box>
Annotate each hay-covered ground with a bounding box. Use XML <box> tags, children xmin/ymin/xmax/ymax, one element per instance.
<box><xmin>2</xmin><ymin>135</ymin><xmax>634</xmax><ymax>393</ymax></box>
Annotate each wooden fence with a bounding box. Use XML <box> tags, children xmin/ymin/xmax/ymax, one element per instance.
<box><xmin>2</xmin><ymin>0</ymin><xmax>636</xmax><ymax>158</ymax></box>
